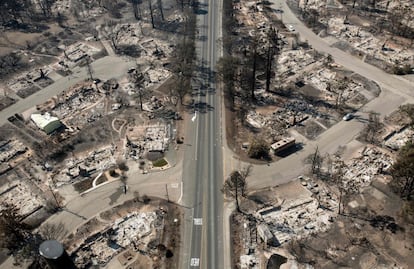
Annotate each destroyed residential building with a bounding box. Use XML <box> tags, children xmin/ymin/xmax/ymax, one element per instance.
<box><xmin>336</xmin><ymin>146</ymin><xmax>393</xmax><ymax>192</ymax></box>
<box><xmin>54</xmin><ymin>147</ymin><xmax>114</xmax><ymax>185</ymax></box>
<box><xmin>126</xmin><ymin>123</ymin><xmax>171</xmax><ymax>160</ymax></box>
<box><xmin>296</xmin><ymin>0</ymin><xmax>414</xmax><ymax>72</ymax></box>
<box><xmin>0</xmin><ymin>139</ymin><xmax>28</xmax><ymax>165</ymax></box>
<box><xmin>383</xmin><ymin>126</ymin><xmax>414</xmax><ymax>150</ymax></box>
<box><xmin>257</xmin><ymin>223</ymin><xmax>280</xmax><ymax>247</ymax></box>
<box><xmin>327</xmin><ymin>17</ymin><xmax>414</xmax><ymax>68</ymax></box>
<box><xmin>55</xmin><ymin>42</ymin><xmax>103</xmax><ymax>70</ymax></box>
<box><xmin>0</xmin><ymin>173</ymin><xmax>45</xmax><ymax>217</ymax></box>
<box><xmin>71</xmin><ymin>211</ymin><xmax>162</xmax><ymax>268</ymax></box>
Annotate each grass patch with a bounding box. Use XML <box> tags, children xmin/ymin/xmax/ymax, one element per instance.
<box><xmin>153</xmin><ymin>158</ymin><xmax>168</xmax><ymax>167</ymax></box>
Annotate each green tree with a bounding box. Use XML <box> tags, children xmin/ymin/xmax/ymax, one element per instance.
<box><xmin>248</xmin><ymin>139</ymin><xmax>270</xmax><ymax>160</ymax></box>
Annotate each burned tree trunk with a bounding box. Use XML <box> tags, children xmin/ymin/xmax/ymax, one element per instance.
<box><xmin>251</xmin><ymin>48</ymin><xmax>257</xmax><ymax>100</ymax></box>
<box><xmin>148</xmin><ymin>0</ymin><xmax>155</xmax><ymax>28</ymax></box>
<box><xmin>157</xmin><ymin>0</ymin><xmax>164</xmax><ymax>21</ymax></box>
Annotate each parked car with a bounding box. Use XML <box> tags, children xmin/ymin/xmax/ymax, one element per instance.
<box><xmin>343</xmin><ymin>113</ymin><xmax>354</xmax><ymax>121</ymax></box>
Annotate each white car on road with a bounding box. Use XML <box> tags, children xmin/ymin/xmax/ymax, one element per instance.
<box><xmin>343</xmin><ymin>113</ymin><xmax>354</xmax><ymax>121</ymax></box>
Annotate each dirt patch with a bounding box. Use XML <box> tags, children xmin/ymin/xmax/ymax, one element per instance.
<box><xmin>0</xmin><ymin>96</ymin><xmax>16</xmax><ymax>111</ymax></box>
<box><xmin>73</xmin><ymin>177</ymin><xmax>94</xmax><ymax>193</ymax></box>
<box><xmin>294</xmin><ymin>119</ymin><xmax>325</xmax><ymax>140</ymax></box>
<box><xmin>16</xmin><ymin>85</ymin><xmax>41</xmax><ymax>98</ymax></box>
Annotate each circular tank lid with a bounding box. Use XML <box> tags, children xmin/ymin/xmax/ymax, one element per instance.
<box><xmin>39</xmin><ymin>240</ymin><xmax>64</xmax><ymax>259</ymax></box>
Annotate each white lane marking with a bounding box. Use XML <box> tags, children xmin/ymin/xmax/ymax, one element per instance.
<box><xmin>191</xmin><ymin>112</ymin><xmax>197</xmax><ymax>122</ymax></box>
<box><xmin>190</xmin><ymin>258</ymin><xmax>200</xmax><ymax>266</ymax></box>
<box><xmin>194</xmin><ymin>218</ymin><xmax>203</xmax><ymax>225</ymax></box>
<box><xmin>195</xmin><ymin>102</ymin><xmax>200</xmax><ymax>160</ymax></box>
<box><xmin>177</xmin><ymin>181</ymin><xmax>183</xmax><ymax>203</ymax></box>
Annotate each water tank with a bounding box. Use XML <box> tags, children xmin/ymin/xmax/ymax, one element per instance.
<box><xmin>39</xmin><ymin>240</ymin><xmax>76</xmax><ymax>269</ymax></box>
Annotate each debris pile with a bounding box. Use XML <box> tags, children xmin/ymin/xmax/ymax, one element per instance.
<box><xmin>234</xmin><ymin>180</ymin><xmax>338</xmax><ymax>268</ymax></box>
<box><xmin>126</xmin><ymin>123</ymin><xmax>171</xmax><ymax>160</ymax></box>
<box><xmin>5</xmin><ymin>69</ymin><xmax>53</xmax><ymax>98</ymax></box>
<box><xmin>259</xmin><ymin>195</ymin><xmax>336</xmax><ymax>244</ymax></box>
<box><xmin>277</xmin><ymin>49</ymin><xmax>316</xmax><ymax>78</ymax></box>
<box><xmin>384</xmin><ymin>127</ymin><xmax>414</xmax><ymax>150</ymax></box>
<box><xmin>72</xmin><ymin>211</ymin><xmax>162</xmax><ymax>268</ymax></box>
<box><xmin>54</xmin><ymin>146</ymin><xmax>114</xmax><ymax>185</ymax></box>
<box><xmin>306</xmin><ymin>68</ymin><xmax>365</xmax><ymax>104</ymax></box>
<box><xmin>0</xmin><ymin>139</ymin><xmax>28</xmax><ymax>164</ymax></box>
<box><xmin>56</xmin><ymin>42</ymin><xmax>102</xmax><ymax>70</ymax></box>
<box><xmin>43</xmin><ymin>82</ymin><xmax>105</xmax><ymax>130</ymax></box>
<box><xmin>327</xmin><ymin>17</ymin><xmax>414</xmax><ymax>67</ymax></box>
<box><xmin>337</xmin><ymin>146</ymin><xmax>393</xmax><ymax>192</ymax></box>
<box><xmin>112</xmin><ymin>212</ymin><xmax>158</xmax><ymax>247</ymax></box>
<box><xmin>240</xmin><ymin>254</ymin><xmax>259</xmax><ymax>269</ymax></box>
<box><xmin>246</xmin><ymin>111</ymin><xmax>267</xmax><ymax>129</ymax></box>
<box><xmin>142</xmin><ymin>96</ymin><xmax>164</xmax><ymax>112</ymax></box>
<box><xmin>0</xmin><ymin>179</ymin><xmax>45</xmax><ymax>217</ymax></box>
<box><xmin>304</xmin><ymin>68</ymin><xmax>336</xmax><ymax>92</ymax></box>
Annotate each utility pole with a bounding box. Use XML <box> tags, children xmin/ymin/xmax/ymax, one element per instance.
<box><xmin>165</xmin><ymin>184</ymin><xmax>170</xmax><ymax>202</ymax></box>
<box><xmin>48</xmin><ymin>182</ymin><xmax>60</xmax><ymax>209</ymax></box>
<box><xmin>85</xmin><ymin>56</ymin><xmax>94</xmax><ymax>81</ymax></box>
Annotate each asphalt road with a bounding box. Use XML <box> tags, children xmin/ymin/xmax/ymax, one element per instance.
<box><xmin>179</xmin><ymin>0</ymin><xmax>224</xmax><ymax>268</ymax></box>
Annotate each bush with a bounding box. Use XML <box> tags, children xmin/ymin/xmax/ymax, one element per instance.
<box><xmin>109</xmin><ymin>169</ymin><xmax>120</xmax><ymax>177</ymax></box>
<box><xmin>166</xmin><ymin>249</ymin><xmax>174</xmax><ymax>258</ymax></box>
<box><xmin>117</xmin><ymin>161</ymin><xmax>128</xmax><ymax>171</ymax></box>
<box><xmin>248</xmin><ymin>139</ymin><xmax>270</xmax><ymax>160</ymax></box>
<box><xmin>142</xmin><ymin>195</ymin><xmax>151</xmax><ymax>204</ymax></box>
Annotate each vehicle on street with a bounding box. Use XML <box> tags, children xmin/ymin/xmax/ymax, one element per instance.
<box><xmin>343</xmin><ymin>113</ymin><xmax>354</xmax><ymax>121</ymax></box>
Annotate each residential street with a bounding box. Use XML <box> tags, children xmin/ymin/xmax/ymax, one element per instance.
<box><xmin>237</xmin><ymin>0</ymin><xmax>414</xmax><ymax>188</ymax></box>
